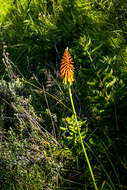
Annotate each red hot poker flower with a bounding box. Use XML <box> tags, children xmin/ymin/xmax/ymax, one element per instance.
<box><xmin>60</xmin><ymin>47</ymin><xmax>74</xmax><ymax>85</ymax></box>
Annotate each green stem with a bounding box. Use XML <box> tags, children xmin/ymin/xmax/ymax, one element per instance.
<box><xmin>68</xmin><ymin>85</ymin><xmax>98</xmax><ymax>190</ymax></box>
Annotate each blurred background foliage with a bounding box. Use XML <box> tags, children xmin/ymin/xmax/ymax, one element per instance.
<box><xmin>0</xmin><ymin>0</ymin><xmax>127</xmax><ymax>189</ymax></box>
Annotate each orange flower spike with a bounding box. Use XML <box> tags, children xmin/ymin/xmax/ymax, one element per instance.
<box><xmin>60</xmin><ymin>47</ymin><xmax>74</xmax><ymax>86</ymax></box>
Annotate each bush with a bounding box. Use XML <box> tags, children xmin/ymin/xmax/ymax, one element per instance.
<box><xmin>0</xmin><ymin>78</ymin><xmax>61</xmax><ymax>190</ymax></box>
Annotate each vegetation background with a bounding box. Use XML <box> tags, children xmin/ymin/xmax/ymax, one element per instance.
<box><xmin>0</xmin><ymin>0</ymin><xmax>127</xmax><ymax>189</ymax></box>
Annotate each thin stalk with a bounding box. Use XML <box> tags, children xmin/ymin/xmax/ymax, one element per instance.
<box><xmin>21</xmin><ymin>78</ymin><xmax>72</xmax><ymax>111</ymax></box>
<box><xmin>68</xmin><ymin>85</ymin><xmax>98</xmax><ymax>190</ymax></box>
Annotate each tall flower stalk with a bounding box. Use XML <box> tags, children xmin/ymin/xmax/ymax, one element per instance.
<box><xmin>60</xmin><ymin>48</ymin><xmax>98</xmax><ymax>190</ymax></box>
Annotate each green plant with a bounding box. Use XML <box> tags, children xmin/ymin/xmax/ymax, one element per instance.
<box><xmin>1</xmin><ymin>1</ymin><xmax>127</xmax><ymax>189</ymax></box>
<box><xmin>60</xmin><ymin>47</ymin><xmax>98</xmax><ymax>190</ymax></box>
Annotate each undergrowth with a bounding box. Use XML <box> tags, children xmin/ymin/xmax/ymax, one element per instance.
<box><xmin>0</xmin><ymin>0</ymin><xmax>127</xmax><ymax>189</ymax></box>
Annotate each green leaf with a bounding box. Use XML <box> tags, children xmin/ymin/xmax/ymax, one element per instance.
<box><xmin>106</xmin><ymin>77</ymin><xmax>117</xmax><ymax>88</ymax></box>
<box><xmin>92</xmin><ymin>44</ymin><xmax>103</xmax><ymax>53</ymax></box>
<box><xmin>103</xmin><ymin>69</ymin><xmax>113</xmax><ymax>82</ymax></box>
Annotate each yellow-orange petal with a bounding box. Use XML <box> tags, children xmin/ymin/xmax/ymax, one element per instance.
<box><xmin>60</xmin><ymin>47</ymin><xmax>74</xmax><ymax>85</ymax></box>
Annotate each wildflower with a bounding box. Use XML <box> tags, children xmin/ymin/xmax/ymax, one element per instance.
<box><xmin>60</xmin><ymin>47</ymin><xmax>74</xmax><ymax>85</ymax></box>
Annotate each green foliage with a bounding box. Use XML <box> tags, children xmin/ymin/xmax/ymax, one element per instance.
<box><xmin>60</xmin><ymin>114</ymin><xmax>88</xmax><ymax>155</ymax></box>
<box><xmin>0</xmin><ymin>0</ymin><xmax>127</xmax><ymax>189</ymax></box>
